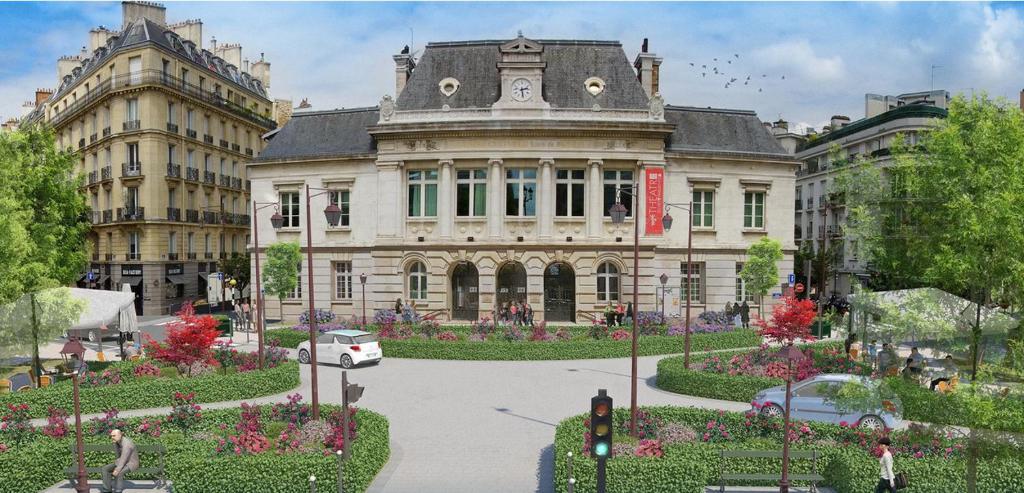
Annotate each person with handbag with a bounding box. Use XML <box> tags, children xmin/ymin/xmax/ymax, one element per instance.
<box><xmin>876</xmin><ymin>437</ymin><xmax>896</xmax><ymax>492</ymax></box>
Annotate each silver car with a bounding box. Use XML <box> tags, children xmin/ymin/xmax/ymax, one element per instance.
<box><xmin>752</xmin><ymin>373</ymin><xmax>902</xmax><ymax>430</ymax></box>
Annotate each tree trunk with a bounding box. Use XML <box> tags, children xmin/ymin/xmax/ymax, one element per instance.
<box><xmin>972</xmin><ymin>289</ymin><xmax>983</xmax><ymax>381</ymax></box>
<box><xmin>279</xmin><ymin>296</ymin><xmax>284</xmax><ymax>323</ymax></box>
<box><xmin>30</xmin><ymin>293</ymin><xmax>42</xmax><ymax>386</ymax></box>
<box><xmin>966</xmin><ymin>428</ymin><xmax>978</xmax><ymax>493</ymax></box>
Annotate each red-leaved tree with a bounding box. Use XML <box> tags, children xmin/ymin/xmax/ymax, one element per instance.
<box><xmin>756</xmin><ymin>295</ymin><xmax>817</xmax><ymax>345</ymax></box>
<box><xmin>145</xmin><ymin>302</ymin><xmax>220</xmax><ymax>375</ymax></box>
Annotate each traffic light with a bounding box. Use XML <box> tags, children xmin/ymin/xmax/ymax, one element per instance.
<box><xmin>590</xmin><ymin>389</ymin><xmax>613</xmax><ymax>459</ymax></box>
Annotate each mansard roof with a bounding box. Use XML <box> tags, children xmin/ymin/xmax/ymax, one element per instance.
<box><xmin>257</xmin><ymin>108</ymin><xmax>379</xmax><ymax>161</ymax></box>
<box><xmin>664</xmin><ymin>106</ymin><xmax>789</xmax><ymax>157</ymax></box>
<box><xmin>395</xmin><ymin>39</ymin><xmax>650</xmax><ymax>111</ymax></box>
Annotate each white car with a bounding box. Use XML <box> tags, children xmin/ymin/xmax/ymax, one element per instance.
<box><xmin>297</xmin><ymin>329</ymin><xmax>382</xmax><ymax>369</ymax></box>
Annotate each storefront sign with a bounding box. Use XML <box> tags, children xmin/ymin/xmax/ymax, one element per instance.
<box><xmin>644</xmin><ymin>167</ymin><xmax>664</xmax><ymax>236</ymax></box>
<box><xmin>121</xmin><ymin>265</ymin><xmax>143</xmax><ymax>276</ymax></box>
<box><xmin>166</xmin><ymin>264</ymin><xmax>184</xmax><ymax>276</ymax></box>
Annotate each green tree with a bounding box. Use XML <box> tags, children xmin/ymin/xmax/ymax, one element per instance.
<box><xmin>262</xmin><ymin>242</ymin><xmax>302</xmax><ymax>321</ymax></box>
<box><xmin>0</xmin><ymin>288</ymin><xmax>86</xmax><ymax>377</ymax></box>
<box><xmin>219</xmin><ymin>253</ymin><xmax>251</xmax><ymax>292</ymax></box>
<box><xmin>740</xmin><ymin>237</ymin><xmax>783</xmax><ymax>308</ymax></box>
<box><xmin>0</xmin><ymin>125</ymin><xmax>91</xmax><ymax>377</ymax></box>
<box><xmin>892</xmin><ymin>94</ymin><xmax>1024</xmax><ymax>379</ymax></box>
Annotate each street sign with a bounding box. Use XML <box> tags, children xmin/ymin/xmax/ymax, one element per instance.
<box><xmin>772</xmin><ymin>292</ymin><xmax>783</xmax><ymax>299</ymax></box>
<box><xmin>218</xmin><ymin>272</ymin><xmax>224</xmax><ymax>282</ymax></box>
<box><xmin>788</xmin><ymin>273</ymin><xmax>796</xmax><ymax>286</ymax></box>
<box><xmin>795</xmin><ymin>283</ymin><xmax>805</xmax><ymax>293</ymax></box>
<box><xmin>86</xmin><ymin>271</ymin><xmax>95</xmax><ymax>282</ymax></box>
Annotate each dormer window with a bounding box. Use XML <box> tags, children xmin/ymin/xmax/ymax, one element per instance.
<box><xmin>439</xmin><ymin>77</ymin><xmax>460</xmax><ymax>97</ymax></box>
<box><xmin>585</xmin><ymin>77</ymin><xmax>606</xmax><ymax>96</ymax></box>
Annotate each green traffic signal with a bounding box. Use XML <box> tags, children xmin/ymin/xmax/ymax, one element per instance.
<box><xmin>593</xmin><ymin>442</ymin><xmax>610</xmax><ymax>457</ymax></box>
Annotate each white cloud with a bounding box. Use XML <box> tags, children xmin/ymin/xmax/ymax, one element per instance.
<box><xmin>973</xmin><ymin>5</ymin><xmax>1024</xmax><ymax>79</ymax></box>
<box><xmin>750</xmin><ymin>40</ymin><xmax>846</xmax><ymax>83</ymax></box>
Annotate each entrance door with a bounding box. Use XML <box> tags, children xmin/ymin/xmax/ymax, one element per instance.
<box><xmin>544</xmin><ymin>262</ymin><xmax>575</xmax><ymax>322</ymax></box>
<box><xmin>496</xmin><ymin>262</ymin><xmax>527</xmax><ymax>310</ymax></box>
<box><xmin>450</xmin><ymin>262</ymin><xmax>479</xmax><ymax>320</ymax></box>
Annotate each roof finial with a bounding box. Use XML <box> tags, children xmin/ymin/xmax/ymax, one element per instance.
<box><xmin>517</xmin><ymin>30</ymin><xmax>523</xmax><ymax>38</ymax></box>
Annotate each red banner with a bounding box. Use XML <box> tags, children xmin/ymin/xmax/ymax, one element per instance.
<box><xmin>645</xmin><ymin>167</ymin><xmax>664</xmax><ymax>236</ymax></box>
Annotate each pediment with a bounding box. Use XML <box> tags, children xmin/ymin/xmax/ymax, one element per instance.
<box><xmin>501</xmin><ymin>34</ymin><xmax>542</xmax><ymax>54</ymax></box>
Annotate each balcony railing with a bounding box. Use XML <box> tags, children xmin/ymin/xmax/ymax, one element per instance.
<box><xmin>203</xmin><ymin>171</ymin><xmax>216</xmax><ymax>185</ymax></box>
<box><xmin>89</xmin><ymin>133</ymin><xmax>97</xmax><ymax>144</ymax></box>
<box><xmin>220</xmin><ymin>175</ymin><xmax>232</xmax><ymax>187</ymax></box>
<box><xmin>167</xmin><ymin>253</ymin><xmax>179</xmax><ymax>261</ymax></box>
<box><xmin>204</xmin><ymin>252</ymin><xmax>214</xmax><ymax>259</ymax></box>
<box><xmin>187</xmin><ymin>252</ymin><xmax>197</xmax><ymax>260</ymax></box>
<box><xmin>166</xmin><ymin>122</ymin><xmax>179</xmax><ymax>133</ymax></box>
<box><xmin>125</xmin><ymin>252</ymin><xmax>142</xmax><ymax>261</ymax></box>
<box><xmin>203</xmin><ymin>211</ymin><xmax>220</xmax><ymax>224</ymax></box>
<box><xmin>806</xmin><ymin>197</ymin><xmax>814</xmax><ymax>209</ymax></box>
<box><xmin>105</xmin><ymin>253</ymin><xmax>115</xmax><ymax>261</ymax></box>
<box><xmin>167</xmin><ymin>207</ymin><xmax>181</xmax><ymax>222</ymax></box>
<box><xmin>121</xmin><ymin>162</ymin><xmax>142</xmax><ymax>178</ymax></box>
<box><xmin>87</xmin><ymin>171</ymin><xmax>98</xmax><ymax>185</ymax></box>
<box><xmin>222</xmin><ymin>212</ymin><xmax>236</xmax><ymax>225</ymax></box>
<box><xmin>235</xmin><ymin>214</ymin><xmax>251</xmax><ymax>226</ymax></box>
<box><xmin>102</xmin><ymin>127</ymin><xmax>111</xmax><ymax>137</ymax></box>
<box><xmin>123</xmin><ymin>120</ymin><xmax>141</xmax><ymax>131</ymax></box>
<box><xmin>166</xmin><ymin>163</ymin><xmax>181</xmax><ymax>178</ymax></box>
<box><xmin>90</xmin><ymin>211</ymin><xmax>102</xmax><ymax>224</ymax></box>
<box><xmin>92</xmin><ymin>253</ymin><xmax>100</xmax><ymax>261</ymax></box>
<box><xmin>794</xmin><ymin>227</ymin><xmax>803</xmax><ymax>240</ymax></box>
<box><xmin>219</xmin><ymin>139</ymin><xmax>229</xmax><ymax>149</ymax></box>
<box><xmin>245</xmin><ymin>179</ymin><xmax>251</xmax><ymax>191</ymax></box>
<box><xmin>102</xmin><ymin>210</ymin><xmax>112</xmax><ymax>223</ymax></box>
<box><xmin>117</xmin><ymin>207</ymin><xmax>145</xmax><ymax>221</ymax></box>
<box><xmin>101</xmin><ymin>165</ymin><xmax>112</xmax><ymax>181</ymax></box>
<box><xmin>245</xmin><ymin>148</ymin><xmax>253</xmax><ymax>157</ymax></box>
<box><xmin>827</xmin><ymin>225</ymin><xmax>843</xmax><ymax>237</ymax></box>
<box><xmin>231</xmin><ymin>143</ymin><xmax>240</xmax><ymax>152</ymax></box>
<box><xmin>186</xmin><ymin>209</ymin><xmax>200</xmax><ymax>223</ymax></box>
<box><xmin>231</xmin><ymin>177</ymin><xmax>242</xmax><ymax>190</ymax></box>
<box><xmin>47</xmin><ymin>70</ymin><xmax>277</xmax><ymax>130</ymax></box>
<box><xmin>185</xmin><ymin>167</ymin><xmax>200</xmax><ymax>181</ymax></box>
<box><xmin>78</xmin><ymin>138</ymin><xmax>85</xmax><ymax>149</ymax></box>
<box><xmin>186</xmin><ymin>129</ymin><xmax>197</xmax><ymax>139</ymax></box>
<box><xmin>794</xmin><ymin>199</ymin><xmax>802</xmax><ymax>210</ymax></box>
<box><xmin>204</xmin><ymin>134</ymin><xmax>214</xmax><ymax>144</ymax></box>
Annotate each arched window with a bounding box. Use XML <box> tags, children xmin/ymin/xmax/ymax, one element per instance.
<box><xmin>408</xmin><ymin>261</ymin><xmax>428</xmax><ymax>300</ymax></box>
<box><xmin>596</xmin><ymin>262</ymin><xmax>620</xmax><ymax>302</ymax></box>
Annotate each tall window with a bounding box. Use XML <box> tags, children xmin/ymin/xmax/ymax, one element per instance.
<box><xmin>186</xmin><ymin>109</ymin><xmax>194</xmax><ymax>131</ymax></box>
<box><xmin>456</xmin><ymin>169</ymin><xmax>487</xmax><ymax>217</ymax></box>
<box><xmin>186</xmin><ymin>149</ymin><xmax>194</xmax><ymax>169</ymax></box>
<box><xmin>680</xmin><ymin>262</ymin><xmax>704</xmax><ymax>303</ymax></box>
<box><xmin>231</xmin><ymin>235</ymin><xmax>237</xmax><ymax>253</ymax></box>
<box><xmin>288</xmin><ymin>263</ymin><xmax>302</xmax><ymax>299</ymax></box>
<box><xmin>505</xmin><ymin>168</ymin><xmax>537</xmax><ymax>216</ymax></box>
<box><xmin>334</xmin><ymin>262</ymin><xmax>353</xmax><ymax>299</ymax></box>
<box><xmin>167</xmin><ymin>102</ymin><xmax>176</xmax><ymax>125</ymax></box>
<box><xmin>128</xmin><ymin>56</ymin><xmax>141</xmax><ymax>84</ymax></box>
<box><xmin>187</xmin><ymin>232</ymin><xmax>195</xmax><ymax>254</ymax></box>
<box><xmin>692</xmin><ymin>190</ymin><xmax>714</xmax><ymax>228</ymax></box>
<box><xmin>104</xmin><ymin>148</ymin><xmax>111</xmax><ymax>167</ymax></box>
<box><xmin>168</xmin><ymin>231</ymin><xmax>177</xmax><ymax>255</ymax></box>
<box><xmin>407</xmin><ymin>261</ymin><xmax>427</xmax><ymax>300</ymax></box>
<box><xmin>556</xmin><ymin>169</ymin><xmax>585</xmax><ymax>217</ymax></box>
<box><xmin>203</xmin><ymin>154</ymin><xmax>211</xmax><ymax>172</ymax></box>
<box><xmin>125</xmin><ymin>186</ymin><xmax>139</xmax><ymax>211</ymax></box>
<box><xmin>128</xmin><ymin>232</ymin><xmax>140</xmax><ymax>260</ymax></box>
<box><xmin>280</xmin><ymin>192</ymin><xmax>300</xmax><ymax>227</ymax></box>
<box><xmin>219</xmin><ymin>234</ymin><xmax>225</xmax><ymax>256</ymax></box>
<box><xmin>328</xmin><ymin>190</ymin><xmax>351</xmax><ymax>227</ymax></box>
<box><xmin>408</xmin><ymin>170</ymin><xmax>438</xmax><ymax>217</ymax></box>
<box><xmin>596</xmin><ymin>262</ymin><xmax>620</xmax><ymax>302</ymax></box>
<box><xmin>219</xmin><ymin>158</ymin><xmax>226</xmax><ymax>177</ymax></box>
<box><xmin>744</xmin><ymin>191</ymin><xmax>765</xmax><ymax>229</ymax></box>
<box><xmin>735</xmin><ymin>263</ymin><xmax>755</xmax><ymax>302</ymax></box>
<box><xmin>168</xmin><ymin>144</ymin><xmax>176</xmax><ymax>165</ymax></box>
<box><xmin>204</xmin><ymin>234</ymin><xmax>210</xmax><ymax>254</ymax></box>
<box><xmin>126</xmin><ymin>143</ymin><xmax>140</xmax><ymax>168</ymax></box>
<box><xmin>603</xmin><ymin>170</ymin><xmax>633</xmax><ymax>217</ymax></box>
<box><xmin>125</xmin><ymin>98</ymin><xmax>139</xmax><ymax>123</ymax></box>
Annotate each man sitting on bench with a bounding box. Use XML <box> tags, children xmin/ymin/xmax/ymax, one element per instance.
<box><xmin>101</xmin><ymin>429</ymin><xmax>139</xmax><ymax>493</ymax></box>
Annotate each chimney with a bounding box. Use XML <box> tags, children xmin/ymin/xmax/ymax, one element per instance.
<box><xmin>35</xmin><ymin>88</ymin><xmax>53</xmax><ymax>107</ymax></box>
<box><xmin>830</xmin><ymin>115</ymin><xmax>850</xmax><ymax>129</ymax></box>
<box><xmin>88</xmin><ymin>27</ymin><xmax>115</xmax><ymax>52</ymax></box>
<box><xmin>251</xmin><ymin>52</ymin><xmax>270</xmax><ymax>90</ymax></box>
<box><xmin>393</xmin><ymin>45</ymin><xmax>415</xmax><ymax>98</ymax></box>
<box><xmin>57</xmin><ymin>55</ymin><xmax>81</xmax><ymax>81</ymax></box>
<box><xmin>273</xmin><ymin>98</ymin><xmax>293</xmax><ymax>127</ymax></box>
<box><xmin>214</xmin><ymin>43</ymin><xmax>243</xmax><ymax>69</ymax></box>
<box><xmin>773</xmin><ymin>119</ymin><xmax>789</xmax><ymax>131</ymax></box>
<box><xmin>168</xmin><ymin>19</ymin><xmax>203</xmax><ymax>49</ymax></box>
<box><xmin>633</xmin><ymin>38</ymin><xmax>662</xmax><ymax>98</ymax></box>
<box><xmin>121</xmin><ymin>1</ymin><xmax>166</xmax><ymax>29</ymax></box>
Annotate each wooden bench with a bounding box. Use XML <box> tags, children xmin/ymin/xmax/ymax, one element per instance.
<box><xmin>719</xmin><ymin>449</ymin><xmax>824</xmax><ymax>493</ymax></box>
<box><xmin>67</xmin><ymin>443</ymin><xmax>167</xmax><ymax>488</ymax></box>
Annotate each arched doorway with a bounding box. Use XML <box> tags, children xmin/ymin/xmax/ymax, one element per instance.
<box><xmin>544</xmin><ymin>262</ymin><xmax>576</xmax><ymax>322</ymax></box>
<box><xmin>496</xmin><ymin>262</ymin><xmax>527</xmax><ymax>311</ymax></box>
<box><xmin>450</xmin><ymin>262</ymin><xmax>479</xmax><ymax>321</ymax></box>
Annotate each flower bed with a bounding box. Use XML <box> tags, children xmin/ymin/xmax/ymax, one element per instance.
<box><xmin>0</xmin><ymin>396</ymin><xmax>389</xmax><ymax>493</ymax></box>
<box><xmin>553</xmin><ymin>405</ymin><xmax>1024</xmax><ymax>493</ymax></box>
<box><xmin>656</xmin><ymin>344</ymin><xmax>1024</xmax><ymax>433</ymax></box>
<box><xmin>0</xmin><ymin>358</ymin><xmax>300</xmax><ymax>419</ymax></box>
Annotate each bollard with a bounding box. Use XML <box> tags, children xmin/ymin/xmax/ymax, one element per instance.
<box><xmin>337</xmin><ymin>449</ymin><xmax>344</xmax><ymax>493</ymax></box>
<box><xmin>566</xmin><ymin>451</ymin><xmax>575</xmax><ymax>492</ymax></box>
<box><xmin>568</xmin><ymin>478</ymin><xmax>576</xmax><ymax>493</ymax></box>
<box><xmin>309</xmin><ymin>474</ymin><xmax>317</xmax><ymax>493</ymax></box>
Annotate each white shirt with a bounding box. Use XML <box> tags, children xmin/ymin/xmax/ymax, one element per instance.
<box><xmin>879</xmin><ymin>450</ymin><xmax>894</xmax><ymax>481</ymax></box>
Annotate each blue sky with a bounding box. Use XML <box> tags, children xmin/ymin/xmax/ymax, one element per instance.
<box><xmin>2</xmin><ymin>1</ymin><xmax>1023</xmax><ymax>131</ymax></box>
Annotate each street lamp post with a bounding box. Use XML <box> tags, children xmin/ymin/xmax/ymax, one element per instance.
<box><xmin>608</xmin><ymin>185</ymin><xmax>640</xmax><ymax>437</ymax></box>
<box><xmin>360</xmin><ymin>273</ymin><xmax>368</xmax><ymax>327</ymax></box>
<box><xmin>776</xmin><ymin>344</ymin><xmax>807</xmax><ymax>493</ymax></box>
<box><xmin>269</xmin><ymin>184</ymin><xmax>343</xmax><ymax>420</ymax></box>
<box><xmin>661</xmin><ymin>202</ymin><xmax>694</xmax><ymax>368</ymax></box>
<box><xmin>659</xmin><ymin>273</ymin><xmax>668</xmax><ymax>319</ymax></box>
<box><xmin>61</xmin><ymin>339</ymin><xmax>88</xmax><ymax>493</ymax></box>
<box><xmin>251</xmin><ymin>200</ymin><xmax>279</xmax><ymax>370</ymax></box>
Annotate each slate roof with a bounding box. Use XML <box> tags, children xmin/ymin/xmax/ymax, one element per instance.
<box><xmin>664</xmin><ymin>106</ymin><xmax>788</xmax><ymax>156</ymax></box>
<box><xmin>396</xmin><ymin>40</ymin><xmax>650</xmax><ymax>111</ymax></box>
<box><xmin>256</xmin><ymin>108</ymin><xmax>379</xmax><ymax>161</ymax></box>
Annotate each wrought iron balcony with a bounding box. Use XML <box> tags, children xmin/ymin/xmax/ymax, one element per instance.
<box><xmin>117</xmin><ymin>207</ymin><xmax>145</xmax><ymax>221</ymax></box>
<box><xmin>123</xmin><ymin>120</ymin><xmax>141</xmax><ymax>131</ymax></box>
<box><xmin>105</xmin><ymin>253</ymin><xmax>115</xmax><ymax>261</ymax></box>
<box><xmin>222</xmin><ymin>212</ymin><xmax>237</xmax><ymax>225</ymax></box>
<box><xmin>92</xmin><ymin>253</ymin><xmax>100</xmax><ymax>261</ymax></box>
<box><xmin>219</xmin><ymin>175</ymin><xmax>232</xmax><ymax>187</ymax></box>
<box><xmin>101</xmin><ymin>166</ymin><xmax>112</xmax><ymax>181</ymax></box>
<box><xmin>186</xmin><ymin>209</ymin><xmax>200</xmax><ymax>223</ymax></box>
<box><xmin>90</xmin><ymin>133</ymin><xmax>97</xmax><ymax>144</ymax></box>
<box><xmin>167</xmin><ymin>207</ymin><xmax>181</xmax><ymax>222</ymax></box>
<box><xmin>204</xmin><ymin>134</ymin><xmax>214</xmax><ymax>144</ymax></box>
<box><xmin>166</xmin><ymin>122</ymin><xmax>178</xmax><ymax>133</ymax></box>
<box><xmin>78</xmin><ymin>138</ymin><xmax>85</xmax><ymax>149</ymax></box>
<box><xmin>806</xmin><ymin>197</ymin><xmax>814</xmax><ymax>209</ymax></box>
<box><xmin>245</xmin><ymin>148</ymin><xmax>253</xmax><ymax>157</ymax></box>
<box><xmin>90</xmin><ymin>211</ymin><xmax>102</xmax><ymax>224</ymax></box>
<box><xmin>87</xmin><ymin>171</ymin><xmax>98</xmax><ymax>185</ymax></box>
<box><xmin>121</xmin><ymin>162</ymin><xmax>142</xmax><ymax>178</ymax></box>
<box><xmin>185</xmin><ymin>167</ymin><xmax>200</xmax><ymax>181</ymax></box>
<box><xmin>186</xmin><ymin>129</ymin><xmax>197</xmax><ymax>139</ymax></box>
<box><xmin>167</xmin><ymin>253</ymin><xmax>179</xmax><ymax>261</ymax></box>
<box><xmin>204</xmin><ymin>252</ymin><xmax>214</xmax><ymax>259</ymax></box>
<box><xmin>102</xmin><ymin>210</ymin><xmax>112</xmax><ymax>223</ymax></box>
<box><xmin>187</xmin><ymin>252</ymin><xmax>197</xmax><ymax>260</ymax></box>
<box><xmin>794</xmin><ymin>199</ymin><xmax>803</xmax><ymax>210</ymax></box>
<box><xmin>166</xmin><ymin>163</ymin><xmax>181</xmax><ymax>178</ymax></box>
<box><xmin>827</xmin><ymin>225</ymin><xmax>843</xmax><ymax>237</ymax></box>
<box><xmin>231</xmin><ymin>177</ymin><xmax>242</xmax><ymax>190</ymax></box>
<box><xmin>231</xmin><ymin>143</ymin><xmax>240</xmax><ymax>152</ymax></box>
<box><xmin>102</xmin><ymin>127</ymin><xmax>111</xmax><ymax>137</ymax></box>
<box><xmin>203</xmin><ymin>211</ymin><xmax>220</xmax><ymax>224</ymax></box>
<box><xmin>125</xmin><ymin>252</ymin><xmax>142</xmax><ymax>261</ymax></box>
<box><xmin>203</xmin><ymin>171</ymin><xmax>216</xmax><ymax>185</ymax></box>
<box><xmin>219</xmin><ymin>139</ymin><xmax>229</xmax><ymax>149</ymax></box>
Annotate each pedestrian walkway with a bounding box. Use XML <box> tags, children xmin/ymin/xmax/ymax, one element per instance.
<box><xmin>43</xmin><ymin>480</ymin><xmax>170</xmax><ymax>492</ymax></box>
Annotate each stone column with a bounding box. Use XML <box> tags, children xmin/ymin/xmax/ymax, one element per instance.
<box><xmin>439</xmin><ymin>159</ymin><xmax>454</xmax><ymax>239</ymax></box>
<box><xmin>587</xmin><ymin>158</ymin><xmax>604</xmax><ymax>238</ymax></box>
<box><xmin>539</xmin><ymin>158</ymin><xmax>554</xmax><ymax>239</ymax></box>
<box><xmin>488</xmin><ymin>158</ymin><xmax>503</xmax><ymax>238</ymax></box>
<box><xmin>376</xmin><ymin>161</ymin><xmax>404</xmax><ymax>238</ymax></box>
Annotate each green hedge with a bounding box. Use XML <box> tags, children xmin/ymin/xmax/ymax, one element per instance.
<box><xmin>0</xmin><ymin>360</ymin><xmax>300</xmax><ymax>419</ymax></box>
<box><xmin>553</xmin><ymin>406</ymin><xmax>1024</xmax><ymax>493</ymax></box>
<box><xmin>269</xmin><ymin>329</ymin><xmax>313</xmax><ymax>349</ymax></box>
<box><xmin>655</xmin><ymin>346</ymin><xmax>1024</xmax><ymax>433</ymax></box>
<box><xmin>0</xmin><ymin>406</ymin><xmax>389</xmax><ymax>493</ymax></box>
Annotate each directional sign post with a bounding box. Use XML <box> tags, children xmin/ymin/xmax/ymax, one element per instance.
<box><xmin>788</xmin><ymin>273</ymin><xmax>796</xmax><ymax>287</ymax></box>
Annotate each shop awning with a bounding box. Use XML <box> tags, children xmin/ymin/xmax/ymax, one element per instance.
<box><xmin>120</xmin><ymin>276</ymin><xmax>143</xmax><ymax>286</ymax></box>
<box><xmin>198</xmin><ymin>272</ymin><xmax>209</xmax><ymax>280</ymax></box>
<box><xmin>166</xmin><ymin>275</ymin><xmax>186</xmax><ymax>285</ymax></box>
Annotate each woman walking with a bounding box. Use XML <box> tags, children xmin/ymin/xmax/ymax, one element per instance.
<box><xmin>876</xmin><ymin>437</ymin><xmax>896</xmax><ymax>493</ymax></box>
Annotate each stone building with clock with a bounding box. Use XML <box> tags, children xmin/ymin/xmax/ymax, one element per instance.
<box><xmin>249</xmin><ymin>35</ymin><xmax>797</xmax><ymax>323</ymax></box>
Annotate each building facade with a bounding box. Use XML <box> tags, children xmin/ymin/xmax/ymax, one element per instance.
<box><xmin>251</xmin><ymin>36</ymin><xmax>797</xmax><ymax>323</ymax></box>
<box><xmin>791</xmin><ymin>90</ymin><xmax>948</xmax><ymax>295</ymax></box>
<box><xmin>22</xmin><ymin>1</ymin><xmax>276</xmax><ymax>315</ymax></box>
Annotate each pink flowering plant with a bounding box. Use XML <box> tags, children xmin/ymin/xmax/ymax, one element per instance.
<box><xmin>89</xmin><ymin>408</ymin><xmax>127</xmax><ymax>436</ymax></box>
<box><xmin>215</xmin><ymin>403</ymin><xmax>269</xmax><ymax>456</ymax></box>
<box><xmin>82</xmin><ymin>368</ymin><xmax>123</xmax><ymax>387</ymax></box>
<box><xmin>1</xmin><ymin>403</ymin><xmax>35</xmax><ymax>444</ymax></box>
<box><xmin>270</xmin><ymin>393</ymin><xmax>311</xmax><ymax>426</ymax></box>
<box><xmin>610</xmin><ymin>329</ymin><xmax>630</xmax><ymax>341</ymax></box>
<box><xmin>701</xmin><ymin>411</ymin><xmax>732</xmax><ymax>443</ymax></box>
<box><xmin>323</xmin><ymin>406</ymin><xmax>359</xmax><ymax>453</ymax></box>
<box><xmin>634</xmin><ymin>439</ymin><xmax>664</xmax><ymax>457</ymax></box>
<box><xmin>167</xmin><ymin>391</ymin><xmax>202</xmax><ymax>430</ymax></box>
<box><xmin>132</xmin><ymin>361</ymin><xmax>161</xmax><ymax>378</ymax></box>
<box><xmin>437</xmin><ymin>330</ymin><xmax>458</xmax><ymax>341</ymax></box>
<box><xmin>136</xmin><ymin>417</ymin><xmax>164</xmax><ymax>438</ymax></box>
<box><xmin>528</xmin><ymin>321</ymin><xmax>553</xmax><ymax>341</ymax></box>
<box><xmin>41</xmin><ymin>407</ymin><xmax>68</xmax><ymax>439</ymax></box>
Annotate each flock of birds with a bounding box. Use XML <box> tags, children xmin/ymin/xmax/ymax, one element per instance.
<box><xmin>686</xmin><ymin>53</ymin><xmax>786</xmax><ymax>92</ymax></box>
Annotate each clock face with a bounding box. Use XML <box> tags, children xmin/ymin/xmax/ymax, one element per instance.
<box><xmin>511</xmin><ymin>78</ymin><xmax>533</xmax><ymax>102</ymax></box>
